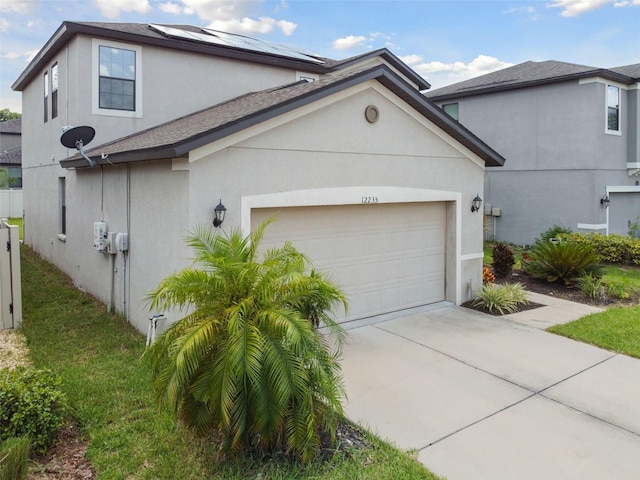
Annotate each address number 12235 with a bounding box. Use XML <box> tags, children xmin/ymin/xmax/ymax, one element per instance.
<box><xmin>361</xmin><ymin>197</ymin><xmax>379</xmax><ymax>204</ymax></box>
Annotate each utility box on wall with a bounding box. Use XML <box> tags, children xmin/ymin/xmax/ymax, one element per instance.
<box><xmin>93</xmin><ymin>221</ymin><xmax>108</xmax><ymax>252</ymax></box>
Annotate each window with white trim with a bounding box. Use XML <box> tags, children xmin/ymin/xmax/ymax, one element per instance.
<box><xmin>606</xmin><ymin>85</ymin><xmax>620</xmax><ymax>134</ymax></box>
<box><xmin>92</xmin><ymin>39</ymin><xmax>142</xmax><ymax>118</ymax></box>
<box><xmin>51</xmin><ymin>63</ymin><xmax>59</xmax><ymax>119</ymax></box>
<box><xmin>43</xmin><ymin>71</ymin><xmax>49</xmax><ymax>123</ymax></box>
<box><xmin>99</xmin><ymin>46</ymin><xmax>136</xmax><ymax>111</ymax></box>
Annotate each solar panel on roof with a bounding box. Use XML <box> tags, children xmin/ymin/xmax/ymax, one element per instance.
<box><xmin>148</xmin><ymin>24</ymin><xmax>323</xmax><ymax>64</ymax></box>
<box><xmin>202</xmin><ymin>28</ymin><xmax>323</xmax><ymax>63</ymax></box>
<box><xmin>149</xmin><ymin>24</ymin><xmax>232</xmax><ymax>47</ymax></box>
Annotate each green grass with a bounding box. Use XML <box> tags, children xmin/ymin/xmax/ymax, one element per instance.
<box><xmin>548</xmin><ymin>306</ymin><xmax>640</xmax><ymax>359</ymax></box>
<box><xmin>602</xmin><ymin>265</ymin><xmax>640</xmax><ymax>295</ymax></box>
<box><xmin>19</xmin><ymin>245</ymin><xmax>442</xmax><ymax>479</ymax></box>
<box><xmin>7</xmin><ymin>217</ymin><xmax>23</xmax><ymax>240</ymax></box>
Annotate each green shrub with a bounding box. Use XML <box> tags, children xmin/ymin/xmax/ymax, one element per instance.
<box><xmin>578</xmin><ymin>275</ymin><xmax>606</xmax><ymax>301</ymax></box>
<box><xmin>524</xmin><ymin>241</ymin><xmax>603</xmax><ymax>285</ymax></box>
<box><xmin>473</xmin><ymin>282</ymin><xmax>528</xmax><ymax>314</ymax></box>
<box><xmin>605</xmin><ymin>280</ymin><xmax>632</xmax><ymax>300</ymax></box>
<box><xmin>536</xmin><ymin>224</ymin><xmax>573</xmax><ymax>244</ymax></box>
<box><xmin>0</xmin><ymin>368</ymin><xmax>68</xmax><ymax>453</ymax></box>
<box><xmin>557</xmin><ymin>232</ymin><xmax>640</xmax><ymax>265</ymax></box>
<box><xmin>0</xmin><ymin>436</ymin><xmax>30</xmax><ymax>480</ymax></box>
<box><xmin>492</xmin><ymin>243</ymin><xmax>515</xmax><ymax>278</ymax></box>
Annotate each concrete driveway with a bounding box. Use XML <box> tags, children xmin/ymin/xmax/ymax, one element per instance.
<box><xmin>341</xmin><ymin>301</ymin><xmax>640</xmax><ymax>479</ymax></box>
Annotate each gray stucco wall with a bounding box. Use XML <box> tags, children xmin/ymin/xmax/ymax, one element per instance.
<box><xmin>439</xmin><ymin>80</ymin><xmax>637</xmax><ymax>245</ymax></box>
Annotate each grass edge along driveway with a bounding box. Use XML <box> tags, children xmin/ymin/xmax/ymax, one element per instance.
<box><xmin>548</xmin><ymin>305</ymin><xmax>640</xmax><ymax>359</ymax></box>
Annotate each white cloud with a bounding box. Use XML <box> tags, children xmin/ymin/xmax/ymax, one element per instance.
<box><xmin>404</xmin><ymin>54</ymin><xmax>514</xmax><ymax>84</ymax></box>
<box><xmin>399</xmin><ymin>54</ymin><xmax>423</xmax><ymax>65</ymax></box>
<box><xmin>93</xmin><ymin>0</ymin><xmax>152</xmax><ymax>19</ymax></box>
<box><xmin>1</xmin><ymin>49</ymin><xmax>38</xmax><ymax>62</ymax></box>
<box><xmin>333</xmin><ymin>35</ymin><xmax>367</xmax><ymax>50</ymax></box>
<box><xmin>0</xmin><ymin>0</ymin><xmax>32</xmax><ymax>15</ymax></box>
<box><xmin>208</xmin><ymin>17</ymin><xmax>296</xmax><ymax>35</ymax></box>
<box><xmin>0</xmin><ymin>18</ymin><xmax>9</xmax><ymax>32</ymax></box>
<box><xmin>547</xmin><ymin>0</ymin><xmax>638</xmax><ymax>17</ymax></box>
<box><xmin>168</xmin><ymin>1</ymin><xmax>297</xmax><ymax>35</ymax></box>
<box><xmin>503</xmin><ymin>5</ymin><xmax>540</xmax><ymax>20</ymax></box>
<box><xmin>159</xmin><ymin>2</ymin><xmax>183</xmax><ymax>14</ymax></box>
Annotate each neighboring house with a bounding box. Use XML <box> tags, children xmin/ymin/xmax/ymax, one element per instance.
<box><xmin>0</xmin><ymin>118</ymin><xmax>22</xmax><ymax>188</ymax></box>
<box><xmin>12</xmin><ymin>22</ymin><xmax>503</xmax><ymax>333</ymax></box>
<box><xmin>427</xmin><ymin>60</ymin><xmax>640</xmax><ymax>245</ymax></box>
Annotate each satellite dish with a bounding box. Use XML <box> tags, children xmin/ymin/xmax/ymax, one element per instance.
<box><xmin>60</xmin><ymin>126</ymin><xmax>96</xmax><ymax>167</ymax></box>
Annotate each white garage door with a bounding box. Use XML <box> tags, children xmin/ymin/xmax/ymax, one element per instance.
<box><xmin>252</xmin><ymin>202</ymin><xmax>446</xmax><ymax>323</ymax></box>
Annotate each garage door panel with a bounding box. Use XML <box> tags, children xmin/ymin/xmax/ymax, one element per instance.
<box><xmin>252</xmin><ymin>203</ymin><xmax>446</xmax><ymax>323</ymax></box>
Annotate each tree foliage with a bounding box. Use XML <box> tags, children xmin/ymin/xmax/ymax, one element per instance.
<box><xmin>0</xmin><ymin>109</ymin><xmax>21</xmax><ymax>122</ymax></box>
<box><xmin>143</xmin><ymin>221</ymin><xmax>348</xmax><ymax>462</ymax></box>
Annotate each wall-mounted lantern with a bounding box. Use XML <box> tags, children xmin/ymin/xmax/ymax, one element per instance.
<box><xmin>213</xmin><ymin>199</ymin><xmax>227</xmax><ymax>227</ymax></box>
<box><xmin>471</xmin><ymin>194</ymin><xmax>483</xmax><ymax>213</ymax></box>
<box><xmin>600</xmin><ymin>194</ymin><xmax>610</xmax><ymax>209</ymax></box>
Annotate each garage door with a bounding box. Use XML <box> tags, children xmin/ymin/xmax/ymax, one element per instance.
<box><xmin>251</xmin><ymin>202</ymin><xmax>446</xmax><ymax>323</ymax></box>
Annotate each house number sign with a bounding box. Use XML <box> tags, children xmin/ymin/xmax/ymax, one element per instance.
<box><xmin>361</xmin><ymin>196</ymin><xmax>379</xmax><ymax>204</ymax></box>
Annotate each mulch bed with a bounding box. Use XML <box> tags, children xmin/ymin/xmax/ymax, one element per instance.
<box><xmin>27</xmin><ymin>424</ymin><xmax>95</xmax><ymax>480</ymax></box>
<box><xmin>463</xmin><ymin>268</ymin><xmax>640</xmax><ymax>316</ymax></box>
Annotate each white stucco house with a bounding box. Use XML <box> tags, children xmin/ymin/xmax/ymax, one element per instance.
<box><xmin>13</xmin><ymin>22</ymin><xmax>504</xmax><ymax>333</ymax></box>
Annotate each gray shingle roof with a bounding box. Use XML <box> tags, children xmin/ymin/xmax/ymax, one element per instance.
<box><xmin>0</xmin><ymin>118</ymin><xmax>21</xmax><ymax>134</ymax></box>
<box><xmin>13</xmin><ymin>21</ymin><xmax>428</xmax><ymax>92</ymax></box>
<box><xmin>426</xmin><ymin>60</ymin><xmax>640</xmax><ymax>101</ymax></box>
<box><xmin>0</xmin><ymin>147</ymin><xmax>21</xmax><ymax>165</ymax></box>
<box><xmin>61</xmin><ymin>64</ymin><xmax>504</xmax><ymax>169</ymax></box>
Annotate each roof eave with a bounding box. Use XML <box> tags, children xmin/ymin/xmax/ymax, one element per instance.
<box><xmin>13</xmin><ymin>22</ymin><xmax>331</xmax><ymax>92</ymax></box>
<box><xmin>61</xmin><ymin>65</ymin><xmax>504</xmax><ymax>169</ymax></box>
<box><xmin>428</xmin><ymin>68</ymin><xmax>636</xmax><ymax>102</ymax></box>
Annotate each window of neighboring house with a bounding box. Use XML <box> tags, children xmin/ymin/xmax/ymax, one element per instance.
<box><xmin>51</xmin><ymin>63</ymin><xmax>59</xmax><ymax>119</ymax></box>
<box><xmin>44</xmin><ymin>71</ymin><xmax>49</xmax><ymax>122</ymax></box>
<box><xmin>443</xmin><ymin>103</ymin><xmax>459</xmax><ymax>121</ymax></box>
<box><xmin>59</xmin><ymin>177</ymin><xmax>66</xmax><ymax>238</ymax></box>
<box><xmin>606</xmin><ymin>85</ymin><xmax>620</xmax><ymax>134</ymax></box>
<box><xmin>8</xmin><ymin>167</ymin><xmax>22</xmax><ymax>189</ymax></box>
<box><xmin>99</xmin><ymin>45</ymin><xmax>136</xmax><ymax>111</ymax></box>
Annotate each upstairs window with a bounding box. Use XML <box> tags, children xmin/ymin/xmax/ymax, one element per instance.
<box><xmin>443</xmin><ymin>103</ymin><xmax>459</xmax><ymax>121</ymax></box>
<box><xmin>606</xmin><ymin>85</ymin><xmax>620</xmax><ymax>134</ymax></box>
<box><xmin>99</xmin><ymin>46</ymin><xmax>136</xmax><ymax>111</ymax></box>
<box><xmin>93</xmin><ymin>39</ymin><xmax>142</xmax><ymax>117</ymax></box>
<box><xmin>51</xmin><ymin>63</ymin><xmax>59</xmax><ymax>119</ymax></box>
<box><xmin>43</xmin><ymin>71</ymin><xmax>49</xmax><ymax>122</ymax></box>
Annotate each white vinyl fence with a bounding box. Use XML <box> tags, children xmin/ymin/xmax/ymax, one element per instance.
<box><xmin>0</xmin><ymin>189</ymin><xmax>23</xmax><ymax>218</ymax></box>
<box><xmin>0</xmin><ymin>219</ymin><xmax>22</xmax><ymax>329</ymax></box>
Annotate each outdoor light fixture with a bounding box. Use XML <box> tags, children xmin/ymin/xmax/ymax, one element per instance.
<box><xmin>213</xmin><ymin>199</ymin><xmax>227</xmax><ymax>227</ymax></box>
<box><xmin>600</xmin><ymin>194</ymin><xmax>610</xmax><ymax>209</ymax></box>
<box><xmin>471</xmin><ymin>194</ymin><xmax>483</xmax><ymax>213</ymax></box>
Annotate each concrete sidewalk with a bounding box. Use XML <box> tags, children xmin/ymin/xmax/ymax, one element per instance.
<box><xmin>340</xmin><ymin>297</ymin><xmax>640</xmax><ymax>479</ymax></box>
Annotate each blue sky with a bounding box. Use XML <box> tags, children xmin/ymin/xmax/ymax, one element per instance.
<box><xmin>1</xmin><ymin>0</ymin><xmax>639</xmax><ymax>113</ymax></box>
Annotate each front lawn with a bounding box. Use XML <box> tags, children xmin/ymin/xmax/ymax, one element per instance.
<box><xmin>548</xmin><ymin>306</ymin><xmax>640</xmax><ymax>359</ymax></box>
<box><xmin>18</xmin><ymin>245</ymin><xmax>441</xmax><ymax>479</ymax></box>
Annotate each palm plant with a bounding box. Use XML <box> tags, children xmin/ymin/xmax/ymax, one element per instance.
<box><xmin>524</xmin><ymin>240</ymin><xmax>602</xmax><ymax>284</ymax></box>
<box><xmin>143</xmin><ymin>221</ymin><xmax>348</xmax><ymax>462</ymax></box>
